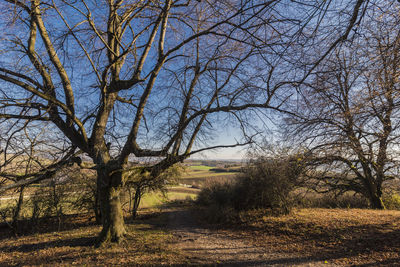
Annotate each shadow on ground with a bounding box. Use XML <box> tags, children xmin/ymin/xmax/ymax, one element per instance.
<box><xmin>0</xmin><ymin>213</ymin><xmax>97</xmax><ymax>241</ymax></box>
<box><xmin>1</xmin><ymin>207</ymin><xmax>399</xmax><ymax>266</ymax></box>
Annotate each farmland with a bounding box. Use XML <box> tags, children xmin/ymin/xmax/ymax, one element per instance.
<box><xmin>176</xmin><ymin>163</ymin><xmax>240</xmax><ymax>189</ymax></box>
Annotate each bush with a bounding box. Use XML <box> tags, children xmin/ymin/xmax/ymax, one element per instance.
<box><xmin>296</xmin><ymin>192</ymin><xmax>369</xmax><ymax>209</ymax></box>
<box><xmin>28</xmin><ymin>168</ymin><xmax>86</xmax><ymax>227</ymax></box>
<box><xmin>233</xmin><ymin>157</ymin><xmax>303</xmax><ymax>214</ymax></box>
<box><xmin>196</xmin><ymin>156</ymin><xmax>305</xmax><ymax>222</ymax></box>
<box><xmin>383</xmin><ymin>192</ymin><xmax>400</xmax><ymax>210</ymax></box>
<box><xmin>196</xmin><ymin>181</ymin><xmax>238</xmax><ymax>223</ymax></box>
<box><xmin>197</xmin><ymin>182</ymin><xmax>235</xmax><ymax>207</ymax></box>
<box><xmin>28</xmin><ymin>181</ymin><xmax>70</xmax><ymax>228</ymax></box>
<box><xmin>70</xmin><ymin>173</ymin><xmax>100</xmax><ymax>222</ymax></box>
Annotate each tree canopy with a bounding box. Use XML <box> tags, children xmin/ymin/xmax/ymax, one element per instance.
<box><xmin>0</xmin><ymin>0</ymin><xmax>369</xmax><ymax>243</ymax></box>
<box><xmin>284</xmin><ymin>1</ymin><xmax>400</xmax><ymax>209</ymax></box>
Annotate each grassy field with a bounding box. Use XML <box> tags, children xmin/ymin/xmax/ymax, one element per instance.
<box><xmin>126</xmin><ymin>162</ymin><xmax>235</xmax><ymax>212</ymax></box>
<box><xmin>178</xmin><ymin>164</ymin><xmax>239</xmax><ymax>188</ymax></box>
<box><xmin>188</xmin><ymin>165</ymin><xmax>214</xmax><ymax>171</ymax></box>
<box><xmin>139</xmin><ymin>191</ymin><xmax>198</xmax><ymax>210</ymax></box>
<box><xmin>0</xmin><ymin>163</ymin><xmax>222</xmax><ymax>220</ymax></box>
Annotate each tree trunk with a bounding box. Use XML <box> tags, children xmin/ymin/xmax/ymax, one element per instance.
<box><xmin>369</xmin><ymin>193</ymin><xmax>385</xmax><ymax>209</ymax></box>
<box><xmin>131</xmin><ymin>186</ymin><xmax>141</xmax><ymax>219</ymax></box>
<box><xmin>364</xmin><ymin>176</ymin><xmax>385</xmax><ymax>210</ymax></box>
<box><xmin>11</xmin><ymin>186</ymin><xmax>24</xmax><ymax>233</ymax></box>
<box><xmin>97</xmin><ymin>170</ymin><xmax>126</xmax><ymax>245</ymax></box>
<box><xmin>93</xmin><ymin>190</ymin><xmax>102</xmax><ymax>224</ymax></box>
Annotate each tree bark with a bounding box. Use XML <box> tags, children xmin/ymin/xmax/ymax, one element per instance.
<box><xmin>93</xmin><ymin>190</ymin><xmax>102</xmax><ymax>225</ymax></box>
<box><xmin>363</xmin><ymin>179</ymin><xmax>386</xmax><ymax>209</ymax></box>
<box><xmin>97</xmin><ymin>169</ymin><xmax>126</xmax><ymax>245</ymax></box>
<box><xmin>369</xmin><ymin>192</ymin><xmax>385</xmax><ymax>210</ymax></box>
<box><xmin>131</xmin><ymin>186</ymin><xmax>141</xmax><ymax>219</ymax></box>
<box><xmin>11</xmin><ymin>186</ymin><xmax>24</xmax><ymax>233</ymax></box>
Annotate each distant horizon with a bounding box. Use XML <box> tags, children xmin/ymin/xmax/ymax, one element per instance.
<box><xmin>186</xmin><ymin>157</ymin><xmax>245</xmax><ymax>162</ymax></box>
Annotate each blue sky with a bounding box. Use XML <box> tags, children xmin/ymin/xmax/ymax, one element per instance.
<box><xmin>0</xmin><ymin>0</ymin><xmax>369</xmax><ymax>162</ymax></box>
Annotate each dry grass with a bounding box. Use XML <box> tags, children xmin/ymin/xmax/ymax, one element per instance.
<box><xmin>0</xmin><ymin>214</ymin><xmax>185</xmax><ymax>266</ymax></box>
<box><xmin>0</xmin><ymin>208</ymin><xmax>399</xmax><ymax>266</ymax></box>
<box><xmin>236</xmin><ymin>208</ymin><xmax>400</xmax><ymax>266</ymax></box>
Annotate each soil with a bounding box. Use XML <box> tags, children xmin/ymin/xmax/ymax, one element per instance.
<box><xmin>166</xmin><ymin>209</ymin><xmax>329</xmax><ymax>266</ymax></box>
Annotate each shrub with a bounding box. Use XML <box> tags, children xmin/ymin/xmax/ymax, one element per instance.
<box><xmin>197</xmin><ymin>182</ymin><xmax>235</xmax><ymax>207</ymax></box>
<box><xmin>296</xmin><ymin>192</ymin><xmax>369</xmax><ymax>209</ymax></box>
<box><xmin>28</xmin><ymin>181</ymin><xmax>69</xmax><ymax>228</ymax></box>
<box><xmin>0</xmin><ymin>187</ymin><xmax>26</xmax><ymax>233</ymax></box>
<box><xmin>70</xmin><ymin>173</ymin><xmax>100</xmax><ymax>223</ymax></box>
<box><xmin>232</xmin><ymin>156</ymin><xmax>303</xmax><ymax>214</ymax></box>
<box><xmin>28</xmin><ymin>168</ymin><xmax>84</xmax><ymax>228</ymax></box>
<box><xmin>197</xmin><ymin>155</ymin><xmax>305</xmax><ymax>222</ymax></box>
<box><xmin>383</xmin><ymin>192</ymin><xmax>400</xmax><ymax>210</ymax></box>
<box><xmin>196</xmin><ymin>181</ymin><xmax>239</xmax><ymax>223</ymax></box>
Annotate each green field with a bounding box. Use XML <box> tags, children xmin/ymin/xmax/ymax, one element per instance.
<box><xmin>179</xmin><ymin>165</ymin><xmax>239</xmax><ymax>188</ymax></box>
<box><xmin>183</xmin><ymin>172</ymin><xmax>237</xmax><ymax>178</ymax></box>
<box><xmin>139</xmin><ymin>191</ymin><xmax>197</xmax><ymax>209</ymax></box>
<box><xmin>189</xmin><ymin>165</ymin><xmax>214</xmax><ymax>171</ymax></box>
<box><xmin>184</xmin><ymin>165</ymin><xmax>238</xmax><ymax>177</ymax></box>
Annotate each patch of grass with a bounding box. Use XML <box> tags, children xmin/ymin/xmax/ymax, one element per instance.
<box><xmin>185</xmin><ymin>165</ymin><xmax>238</xmax><ymax>177</ymax></box>
<box><xmin>233</xmin><ymin>208</ymin><xmax>400</xmax><ymax>266</ymax></box>
<box><xmin>183</xmin><ymin>171</ymin><xmax>237</xmax><ymax>178</ymax></box>
<box><xmin>189</xmin><ymin>165</ymin><xmax>214</xmax><ymax>171</ymax></box>
<box><xmin>139</xmin><ymin>191</ymin><xmax>198</xmax><ymax>210</ymax></box>
<box><xmin>0</xmin><ymin>214</ymin><xmax>185</xmax><ymax>266</ymax></box>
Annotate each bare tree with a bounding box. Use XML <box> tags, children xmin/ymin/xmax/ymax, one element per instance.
<box><xmin>285</xmin><ymin>2</ymin><xmax>400</xmax><ymax>209</ymax></box>
<box><xmin>0</xmin><ymin>120</ymin><xmax>80</xmax><ymax>195</ymax></box>
<box><xmin>0</xmin><ymin>0</ymin><xmax>367</xmax><ymax>244</ymax></box>
<box><xmin>0</xmin><ymin>119</ymin><xmax>78</xmax><ymax>232</ymax></box>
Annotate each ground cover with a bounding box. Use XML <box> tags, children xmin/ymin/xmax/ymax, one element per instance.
<box><xmin>1</xmin><ymin>208</ymin><xmax>399</xmax><ymax>266</ymax></box>
<box><xmin>2</xmin><ymin>163</ymin><xmax>398</xmax><ymax>266</ymax></box>
<box><xmin>231</xmin><ymin>208</ymin><xmax>400</xmax><ymax>266</ymax></box>
<box><xmin>0</xmin><ymin>213</ymin><xmax>184</xmax><ymax>266</ymax></box>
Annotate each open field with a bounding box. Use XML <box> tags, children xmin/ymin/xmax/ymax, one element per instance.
<box><xmin>138</xmin><ymin>191</ymin><xmax>198</xmax><ymax>210</ymax></box>
<box><xmin>188</xmin><ymin>165</ymin><xmax>214</xmax><ymax>171</ymax></box>
<box><xmin>177</xmin><ymin>164</ymin><xmax>239</xmax><ymax>188</ymax></box>
<box><xmin>0</xmin><ymin>208</ymin><xmax>399</xmax><ymax>266</ymax></box>
<box><xmin>183</xmin><ymin>165</ymin><xmax>239</xmax><ymax>177</ymax></box>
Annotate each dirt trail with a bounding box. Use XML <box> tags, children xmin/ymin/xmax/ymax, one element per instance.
<box><xmin>166</xmin><ymin>208</ymin><xmax>335</xmax><ymax>266</ymax></box>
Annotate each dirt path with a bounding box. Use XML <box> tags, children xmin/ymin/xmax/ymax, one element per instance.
<box><xmin>165</xmin><ymin>208</ymin><xmax>335</xmax><ymax>266</ymax></box>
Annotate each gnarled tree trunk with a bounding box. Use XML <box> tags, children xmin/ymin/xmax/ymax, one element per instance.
<box><xmin>365</xmin><ymin>181</ymin><xmax>385</xmax><ymax>209</ymax></box>
<box><xmin>97</xmin><ymin>168</ymin><xmax>127</xmax><ymax>244</ymax></box>
<box><xmin>131</xmin><ymin>186</ymin><xmax>142</xmax><ymax>219</ymax></box>
<box><xmin>368</xmin><ymin>191</ymin><xmax>385</xmax><ymax>209</ymax></box>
